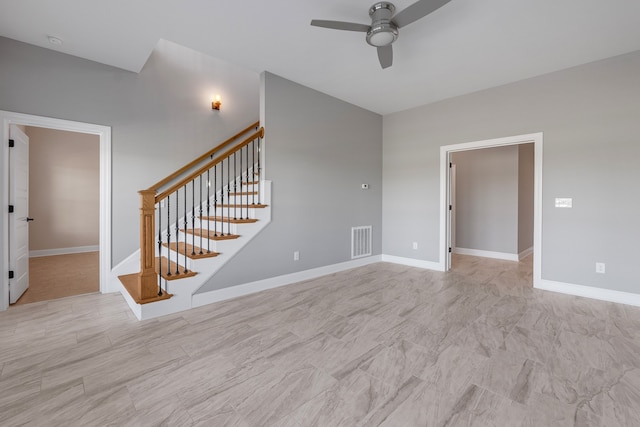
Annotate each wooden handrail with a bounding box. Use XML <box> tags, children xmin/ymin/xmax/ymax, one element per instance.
<box><xmin>155</xmin><ymin>127</ymin><xmax>264</xmax><ymax>203</ymax></box>
<box><xmin>146</xmin><ymin>121</ymin><xmax>260</xmax><ymax>191</ymax></box>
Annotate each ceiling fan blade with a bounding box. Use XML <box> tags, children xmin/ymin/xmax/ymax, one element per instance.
<box><xmin>377</xmin><ymin>45</ymin><xmax>393</xmax><ymax>69</ymax></box>
<box><xmin>392</xmin><ymin>0</ymin><xmax>452</xmax><ymax>28</ymax></box>
<box><xmin>310</xmin><ymin>20</ymin><xmax>370</xmax><ymax>32</ymax></box>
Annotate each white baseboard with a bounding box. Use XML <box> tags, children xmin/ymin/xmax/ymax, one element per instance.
<box><xmin>192</xmin><ymin>255</ymin><xmax>382</xmax><ymax>308</ymax></box>
<box><xmin>453</xmin><ymin>247</ymin><xmax>519</xmax><ymax>262</ymax></box>
<box><xmin>519</xmin><ymin>246</ymin><xmax>534</xmax><ymax>260</ymax></box>
<box><xmin>381</xmin><ymin>254</ymin><xmax>444</xmax><ymax>271</ymax></box>
<box><xmin>30</xmin><ymin>245</ymin><xmax>99</xmax><ymax>258</ymax></box>
<box><xmin>536</xmin><ymin>279</ymin><xmax>640</xmax><ymax>307</ymax></box>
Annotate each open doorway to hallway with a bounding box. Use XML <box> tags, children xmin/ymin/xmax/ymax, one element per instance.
<box><xmin>12</xmin><ymin>126</ymin><xmax>100</xmax><ymax>305</ymax></box>
<box><xmin>439</xmin><ymin>132</ymin><xmax>543</xmax><ymax>288</ymax></box>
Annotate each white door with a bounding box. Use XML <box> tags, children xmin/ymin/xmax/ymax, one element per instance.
<box><xmin>8</xmin><ymin>125</ymin><xmax>30</xmax><ymax>303</ymax></box>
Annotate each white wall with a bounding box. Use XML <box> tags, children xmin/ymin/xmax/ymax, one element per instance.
<box><xmin>0</xmin><ymin>37</ymin><xmax>260</xmax><ymax>265</ymax></box>
<box><xmin>27</xmin><ymin>127</ymin><xmax>99</xmax><ymax>252</ymax></box>
<box><xmin>383</xmin><ymin>50</ymin><xmax>640</xmax><ymax>294</ymax></box>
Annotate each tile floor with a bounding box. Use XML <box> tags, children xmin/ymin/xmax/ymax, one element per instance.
<box><xmin>1</xmin><ymin>255</ymin><xmax>639</xmax><ymax>426</ymax></box>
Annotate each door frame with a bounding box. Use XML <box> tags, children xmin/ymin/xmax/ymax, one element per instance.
<box><xmin>439</xmin><ymin>132</ymin><xmax>543</xmax><ymax>287</ymax></box>
<box><xmin>1</xmin><ymin>110</ymin><xmax>111</xmax><ymax>311</ymax></box>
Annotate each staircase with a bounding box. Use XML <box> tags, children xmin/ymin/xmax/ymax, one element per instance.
<box><xmin>114</xmin><ymin>123</ymin><xmax>271</xmax><ymax>319</ymax></box>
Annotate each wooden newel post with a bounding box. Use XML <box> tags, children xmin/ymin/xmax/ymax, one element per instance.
<box><xmin>138</xmin><ymin>189</ymin><xmax>159</xmax><ymax>301</ymax></box>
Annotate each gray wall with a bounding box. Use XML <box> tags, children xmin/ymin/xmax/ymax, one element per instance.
<box><xmin>518</xmin><ymin>144</ymin><xmax>534</xmax><ymax>252</ymax></box>
<box><xmin>452</xmin><ymin>146</ymin><xmax>519</xmax><ymax>254</ymax></box>
<box><xmin>197</xmin><ymin>72</ymin><xmax>383</xmax><ymax>293</ymax></box>
<box><xmin>0</xmin><ymin>37</ymin><xmax>260</xmax><ymax>265</ymax></box>
<box><xmin>383</xmin><ymin>50</ymin><xmax>640</xmax><ymax>293</ymax></box>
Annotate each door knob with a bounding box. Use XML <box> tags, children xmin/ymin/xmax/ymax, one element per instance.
<box><xmin>26</xmin><ymin>217</ymin><xmax>35</xmax><ymax>222</ymax></box>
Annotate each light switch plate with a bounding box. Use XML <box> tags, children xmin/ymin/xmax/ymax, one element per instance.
<box><xmin>555</xmin><ymin>198</ymin><xmax>572</xmax><ymax>208</ymax></box>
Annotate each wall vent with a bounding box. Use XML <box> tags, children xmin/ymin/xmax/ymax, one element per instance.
<box><xmin>351</xmin><ymin>226</ymin><xmax>372</xmax><ymax>259</ymax></box>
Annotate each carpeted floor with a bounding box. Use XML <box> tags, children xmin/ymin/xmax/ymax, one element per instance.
<box><xmin>13</xmin><ymin>251</ymin><xmax>99</xmax><ymax>305</ymax></box>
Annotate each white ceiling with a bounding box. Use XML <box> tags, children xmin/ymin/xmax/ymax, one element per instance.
<box><xmin>2</xmin><ymin>0</ymin><xmax>640</xmax><ymax>115</ymax></box>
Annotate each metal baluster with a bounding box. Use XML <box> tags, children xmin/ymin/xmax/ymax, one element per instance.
<box><xmin>166</xmin><ymin>194</ymin><xmax>172</xmax><ymax>277</ymax></box>
<box><xmin>191</xmin><ymin>179</ymin><xmax>196</xmax><ymax>256</ymax></box>
<box><xmin>251</xmin><ymin>139</ymin><xmax>256</xmax><ymax>206</ymax></box>
<box><xmin>183</xmin><ymin>185</ymin><xmax>188</xmax><ymax>273</ymax></box>
<box><xmin>175</xmin><ymin>191</ymin><xmax>180</xmax><ymax>276</ymax></box>
<box><xmin>207</xmin><ymin>169</ymin><xmax>211</xmax><ymax>254</ymax></box>
<box><xmin>227</xmin><ymin>156</ymin><xmax>231</xmax><ymax>236</ymax></box>
<box><xmin>213</xmin><ymin>164</ymin><xmax>218</xmax><ymax>238</ymax></box>
<box><xmin>233</xmin><ymin>151</ymin><xmax>238</xmax><ymax>220</ymax></box>
<box><xmin>239</xmin><ymin>145</ymin><xmax>244</xmax><ymax>220</ymax></box>
<box><xmin>220</xmin><ymin>160</ymin><xmax>225</xmax><ymax>236</ymax></box>
<box><xmin>257</xmin><ymin>135</ymin><xmax>261</xmax><ymax>204</ymax></box>
<box><xmin>198</xmin><ymin>175</ymin><xmax>203</xmax><ymax>255</ymax></box>
<box><xmin>157</xmin><ymin>202</ymin><xmax>163</xmax><ymax>296</ymax></box>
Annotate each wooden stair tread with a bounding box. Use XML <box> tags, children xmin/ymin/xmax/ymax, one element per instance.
<box><xmin>229</xmin><ymin>191</ymin><xmax>258</xmax><ymax>196</ymax></box>
<box><xmin>199</xmin><ymin>216</ymin><xmax>258</xmax><ymax>224</ymax></box>
<box><xmin>118</xmin><ymin>273</ymin><xmax>173</xmax><ymax>304</ymax></box>
<box><xmin>163</xmin><ymin>241</ymin><xmax>219</xmax><ymax>259</ymax></box>
<box><xmin>183</xmin><ymin>228</ymin><xmax>240</xmax><ymax>240</ymax></box>
<box><xmin>218</xmin><ymin>204</ymin><xmax>267</xmax><ymax>209</ymax></box>
<box><xmin>156</xmin><ymin>257</ymin><xmax>197</xmax><ymax>281</ymax></box>
<box><xmin>243</xmin><ymin>181</ymin><xmax>259</xmax><ymax>185</ymax></box>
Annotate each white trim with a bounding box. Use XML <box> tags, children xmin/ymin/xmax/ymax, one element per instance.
<box><xmin>453</xmin><ymin>247</ymin><xmax>519</xmax><ymax>262</ymax></box>
<box><xmin>0</xmin><ymin>110</ymin><xmax>111</xmax><ymax>312</ymax></box>
<box><xmin>381</xmin><ymin>254</ymin><xmax>444</xmax><ymax>271</ymax></box>
<box><xmin>440</xmin><ymin>132</ymin><xmax>543</xmax><ymax>288</ymax></box>
<box><xmin>192</xmin><ymin>255</ymin><xmax>382</xmax><ymax>309</ymax></box>
<box><xmin>537</xmin><ymin>279</ymin><xmax>640</xmax><ymax>308</ymax></box>
<box><xmin>29</xmin><ymin>245</ymin><xmax>99</xmax><ymax>258</ymax></box>
<box><xmin>518</xmin><ymin>246</ymin><xmax>534</xmax><ymax>260</ymax></box>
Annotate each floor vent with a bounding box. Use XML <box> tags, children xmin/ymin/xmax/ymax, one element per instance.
<box><xmin>351</xmin><ymin>226</ymin><xmax>372</xmax><ymax>259</ymax></box>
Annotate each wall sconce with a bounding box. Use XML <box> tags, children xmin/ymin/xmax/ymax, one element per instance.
<box><xmin>212</xmin><ymin>95</ymin><xmax>222</xmax><ymax>111</ymax></box>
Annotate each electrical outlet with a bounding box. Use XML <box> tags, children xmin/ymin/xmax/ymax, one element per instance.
<box><xmin>412</xmin><ymin>242</ymin><xmax>418</xmax><ymax>250</ymax></box>
<box><xmin>596</xmin><ymin>262</ymin><xmax>605</xmax><ymax>274</ymax></box>
<box><xmin>294</xmin><ymin>251</ymin><xmax>300</xmax><ymax>261</ymax></box>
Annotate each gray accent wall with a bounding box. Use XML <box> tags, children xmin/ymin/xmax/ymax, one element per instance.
<box><xmin>197</xmin><ymin>72</ymin><xmax>382</xmax><ymax>293</ymax></box>
<box><xmin>383</xmin><ymin>50</ymin><xmax>640</xmax><ymax>293</ymax></box>
<box><xmin>0</xmin><ymin>37</ymin><xmax>260</xmax><ymax>265</ymax></box>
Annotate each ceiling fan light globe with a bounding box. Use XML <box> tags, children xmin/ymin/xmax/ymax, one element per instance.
<box><xmin>366</xmin><ymin>24</ymin><xmax>398</xmax><ymax>47</ymax></box>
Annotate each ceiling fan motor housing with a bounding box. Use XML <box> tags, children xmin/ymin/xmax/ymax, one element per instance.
<box><xmin>366</xmin><ymin>2</ymin><xmax>398</xmax><ymax>47</ymax></box>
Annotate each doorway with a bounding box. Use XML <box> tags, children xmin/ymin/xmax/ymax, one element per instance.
<box><xmin>1</xmin><ymin>111</ymin><xmax>111</xmax><ymax>312</ymax></box>
<box><xmin>439</xmin><ymin>133</ymin><xmax>543</xmax><ymax>287</ymax></box>
<box><xmin>15</xmin><ymin>126</ymin><xmax>100</xmax><ymax>305</ymax></box>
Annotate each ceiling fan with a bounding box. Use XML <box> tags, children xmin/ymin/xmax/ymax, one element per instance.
<box><xmin>311</xmin><ymin>0</ymin><xmax>452</xmax><ymax>69</ymax></box>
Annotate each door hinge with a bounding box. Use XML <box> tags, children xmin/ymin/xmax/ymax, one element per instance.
<box><xmin>448</xmin><ymin>247</ymin><xmax>452</xmax><ymax>253</ymax></box>
<box><xmin>9</xmin><ymin>139</ymin><xmax>14</xmax><ymax>148</ymax></box>
<box><xmin>8</xmin><ymin>271</ymin><xmax>14</xmax><ymax>279</ymax></box>
<box><xmin>449</xmin><ymin>162</ymin><xmax>452</xmax><ymax>168</ymax></box>
<box><xmin>8</xmin><ymin>205</ymin><xmax>14</xmax><ymax>213</ymax></box>
<box><xmin>449</xmin><ymin>205</ymin><xmax>452</xmax><ymax>211</ymax></box>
